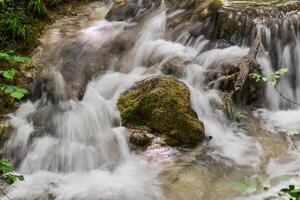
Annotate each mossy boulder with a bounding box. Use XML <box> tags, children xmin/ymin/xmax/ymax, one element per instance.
<box><xmin>117</xmin><ymin>76</ymin><xmax>205</xmax><ymax>146</ymax></box>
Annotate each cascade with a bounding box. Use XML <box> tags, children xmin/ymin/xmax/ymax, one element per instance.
<box><xmin>1</xmin><ymin>1</ymin><xmax>300</xmax><ymax>200</ymax></box>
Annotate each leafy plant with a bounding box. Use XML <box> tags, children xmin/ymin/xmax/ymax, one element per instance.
<box><xmin>28</xmin><ymin>0</ymin><xmax>48</xmax><ymax>17</ymax></box>
<box><xmin>0</xmin><ymin>159</ymin><xmax>24</xmax><ymax>185</ymax></box>
<box><xmin>251</xmin><ymin>67</ymin><xmax>300</xmax><ymax>106</ymax></box>
<box><xmin>279</xmin><ymin>185</ymin><xmax>300</xmax><ymax>200</ymax></box>
<box><xmin>250</xmin><ymin>68</ymin><xmax>288</xmax><ymax>85</ymax></box>
<box><xmin>231</xmin><ymin>173</ymin><xmax>300</xmax><ymax>200</ymax></box>
<box><xmin>0</xmin><ymin>69</ymin><xmax>28</xmax><ymax>99</ymax></box>
<box><xmin>8</xmin><ymin>17</ymin><xmax>27</xmax><ymax>40</ymax></box>
<box><xmin>0</xmin><ymin>51</ymin><xmax>30</xmax><ymax>99</ymax></box>
<box><xmin>0</xmin><ymin>51</ymin><xmax>32</xmax><ymax>63</ymax></box>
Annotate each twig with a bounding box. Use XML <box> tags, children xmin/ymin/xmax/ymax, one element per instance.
<box><xmin>207</xmin><ymin>73</ymin><xmax>238</xmax><ymax>88</ymax></box>
<box><xmin>274</xmin><ymin>85</ymin><xmax>300</xmax><ymax>106</ymax></box>
<box><xmin>289</xmin><ymin>135</ymin><xmax>300</xmax><ymax>153</ymax></box>
<box><xmin>0</xmin><ymin>188</ymin><xmax>11</xmax><ymax>200</ymax></box>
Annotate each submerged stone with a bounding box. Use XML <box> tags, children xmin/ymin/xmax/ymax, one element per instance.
<box><xmin>117</xmin><ymin>76</ymin><xmax>205</xmax><ymax>146</ymax></box>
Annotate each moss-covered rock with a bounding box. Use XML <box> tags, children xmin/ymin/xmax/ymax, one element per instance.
<box><xmin>117</xmin><ymin>76</ymin><xmax>205</xmax><ymax>146</ymax></box>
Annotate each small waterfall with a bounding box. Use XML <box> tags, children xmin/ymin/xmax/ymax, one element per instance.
<box><xmin>2</xmin><ymin>6</ymin><xmax>164</xmax><ymax>200</ymax></box>
<box><xmin>253</xmin><ymin>13</ymin><xmax>300</xmax><ymax>110</ymax></box>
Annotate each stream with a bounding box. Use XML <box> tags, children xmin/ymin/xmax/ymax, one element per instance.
<box><xmin>1</xmin><ymin>0</ymin><xmax>300</xmax><ymax>200</ymax></box>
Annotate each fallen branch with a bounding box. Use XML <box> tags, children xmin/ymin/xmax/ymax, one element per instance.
<box><xmin>207</xmin><ymin>73</ymin><xmax>238</xmax><ymax>88</ymax></box>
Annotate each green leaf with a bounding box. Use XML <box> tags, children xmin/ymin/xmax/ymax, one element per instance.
<box><xmin>2</xmin><ymin>69</ymin><xmax>16</xmax><ymax>79</ymax></box>
<box><xmin>0</xmin><ymin>164</ymin><xmax>14</xmax><ymax>173</ymax></box>
<box><xmin>0</xmin><ymin>52</ymin><xmax>9</xmax><ymax>60</ymax></box>
<box><xmin>0</xmin><ymin>159</ymin><xmax>11</xmax><ymax>164</ymax></box>
<box><xmin>0</xmin><ymin>84</ymin><xmax>5</xmax><ymax>91</ymax></box>
<box><xmin>3</xmin><ymin>175</ymin><xmax>16</xmax><ymax>185</ymax></box>
<box><xmin>0</xmin><ymin>51</ymin><xmax>32</xmax><ymax>63</ymax></box>
<box><xmin>15</xmin><ymin>87</ymin><xmax>28</xmax><ymax>94</ymax></box>
<box><xmin>4</xmin><ymin>85</ymin><xmax>15</xmax><ymax>94</ymax></box>
<box><xmin>16</xmin><ymin>175</ymin><xmax>24</xmax><ymax>181</ymax></box>
<box><xmin>10</xmin><ymin>91</ymin><xmax>25</xmax><ymax>99</ymax></box>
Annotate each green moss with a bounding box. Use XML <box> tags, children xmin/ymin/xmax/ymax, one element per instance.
<box><xmin>120</xmin><ymin>106</ymin><xmax>142</xmax><ymax>125</ymax></box>
<box><xmin>117</xmin><ymin>76</ymin><xmax>205</xmax><ymax>146</ymax></box>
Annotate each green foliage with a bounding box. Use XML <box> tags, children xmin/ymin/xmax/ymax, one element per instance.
<box><xmin>0</xmin><ymin>83</ymin><xmax>28</xmax><ymax>99</ymax></box>
<box><xmin>8</xmin><ymin>17</ymin><xmax>27</xmax><ymax>40</ymax></box>
<box><xmin>0</xmin><ymin>0</ymin><xmax>47</xmax><ymax>45</ymax></box>
<box><xmin>0</xmin><ymin>11</ymin><xmax>30</xmax><ymax>42</ymax></box>
<box><xmin>0</xmin><ymin>51</ymin><xmax>30</xmax><ymax>99</ymax></box>
<box><xmin>0</xmin><ymin>159</ymin><xmax>24</xmax><ymax>185</ymax></box>
<box><xmin>0</xmin><ymin>50</ymin><xmax>32</xmax><ymax>63</ymax></box>
<box><xmin>0</xmin><ymin>68</ymin><xmax>29</xmax><ymax>100</ymax></box>
<box><xmin>29</xmin><ymin>0</ymin><xmax>48</xmax><ymax>17</ymax></box>
<box><xmin>0</xmin><ymin>69</ymin><xmax>15</xmax><ymax>79</ymax></box>
<box><xmin>250</xmin><ymin>68</ymin><xmax>288</xmax><ymax>85</ymax></box>
<box><xmin>231</xmin><ymin>173</ymin><xmax>300</xmax><ymax>200</ymax></box>
<box><xmin>280</xmin><ymin>185</ymin><xmax>300</xmax><ymax>199</ymax></box>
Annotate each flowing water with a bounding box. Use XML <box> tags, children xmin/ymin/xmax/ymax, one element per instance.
<box><xmin>1</xmin><ymin>1</ymin><xmax>300</xmax><ymax>200</ymax></box>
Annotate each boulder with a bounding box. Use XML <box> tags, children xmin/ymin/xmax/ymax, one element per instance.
<box><xmin>117</xmin><ymin>76</ymin><xmax>205</xmax><ymax>146</ymax></box>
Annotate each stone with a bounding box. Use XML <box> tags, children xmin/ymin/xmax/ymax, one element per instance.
<box><xmin>117</xmin><ymin>76</ymin><xmax>205</xmax><ymax>146</ymax></box>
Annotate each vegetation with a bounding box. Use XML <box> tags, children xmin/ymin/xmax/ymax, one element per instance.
<box><xmin>0</xmin><ymin>0</ymin><xmax>48</xmax><ymax>51</ymax></box>
<box><xmin>0</xmin><ymin>0</ymin><xmax>92</xmax><ymax>51</ymax></box>
<box><xmin>0</xmin><ymin>159</ymin><xmax>24</xmax><ymax>185</ymax></box>
<box><xmin>0</xmin><ymin>51</ymin><xmax>28</xmax><ymax>196</ymax></box>
<box><xmin>0</xmin><ymin>159</ymin><xmax>24</xmax><ymax>199</ymax></box>
<box><xmin>277</xmin><ymin>185</ymin><xmax>300</xmax><ymax>200</ymax></box>
<box><xmin>0</xmin><ymin>51</ymin><xmax>31</xmax><ymax>100</ymax></box>
<box><xmin>28</xmin><ymin>0</ymin><xmax>48</xmax><ymax>17</ymax></box>
<box><xmin>231</xmin><ymin>173</ymin><xmax>300</xmax><ymax>200</ymax></box>
<box><xmin>250</xmin><ymin>68</ymin><xmax>288</xmax><ymax>85</ymax></box>
<box><xmin>251</xmin><ymin>67</ymin><xmax>300</xmax><ymax>106</ymax></box>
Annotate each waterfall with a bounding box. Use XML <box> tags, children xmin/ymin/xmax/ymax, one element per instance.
<box><xmin>2</xmin><ymin>1</ymin><xmax>300</xmax><ymax>200</ymax></box>
<box><xmin>2</xmin><ymin>4</ymin><xmax>164</xmax><ymax>199</ymax></box>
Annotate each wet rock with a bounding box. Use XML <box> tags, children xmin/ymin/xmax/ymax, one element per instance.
<box><xmin>0</xmin><ymin>120</ymin><xmax>9</xmax><ymax>157</ymax></box>
<box><xmin>106</xmin><ymin>2</ymin><xmax>139</xmax><ymax>21</ymax></box>
<box><xmin>117</xmin><ymin>76</ymin><xmax>205</xmax><ymax>146</ymax></box>
<box><xmin>203</xmin><ymin>39</ymin><xmax>233</xmax><ymax>51</ymax></box>
<box><xmin>127</xmin><ymin>128</ymin><xmax>152</xmax><ymax>147</ymax></box>
<box><xmin>161</xmin><ymin>57</ymin><xmax>187</xmax><ymax>78</ymax></box>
